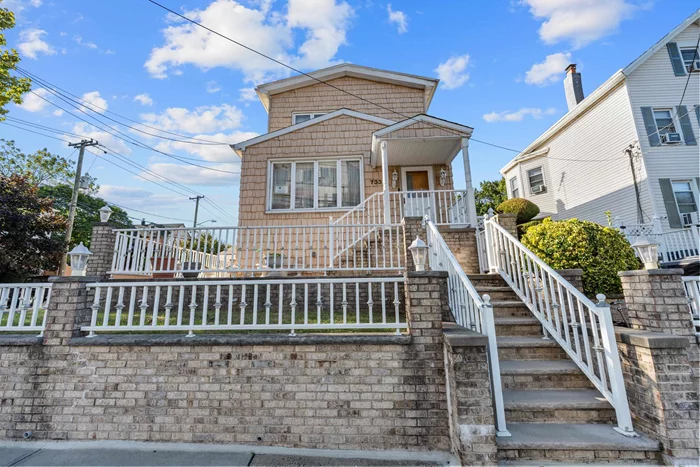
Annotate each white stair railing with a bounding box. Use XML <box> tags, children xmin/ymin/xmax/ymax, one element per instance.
<box><xmin>483</xmin><ymin>215</ymin><xmax>635</xmax><ymax>436</ymax></box>
<box><xmin>424</xmin><ymin>218</ymin><xmax>510</xmax><ymax>438</ymax></box>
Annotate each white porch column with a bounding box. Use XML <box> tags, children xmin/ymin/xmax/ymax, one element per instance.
<box><xmin>381</xmin><ymin>140</ymin><xmax>390</xmax><ymax>226</ymax></box>
<box><xmin>461</xmin><ymin>137</ymin><xmax>478</xmax><ymax>226</ymax></box>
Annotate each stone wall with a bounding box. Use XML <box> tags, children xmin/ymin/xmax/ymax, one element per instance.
<box><xmin>439</xmin><ymin>227</ymin><xmax>479</xmax><ymax>275</ymax></box>
<box><xmin>86</xmin><ymin>223</ymin><xmax>117</xmax><ymax>278</ymax></box>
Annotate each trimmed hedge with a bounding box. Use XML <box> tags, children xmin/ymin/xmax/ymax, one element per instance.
<box><xmin>497</xmin><ymin>198</ymin><xmax>540</xmax><ymax>224</ymax></box>
<box><xmin>521</xmin><ymin>218</ymin><xmax>640</xmax><ymax>296</ymax></box>
<box><xmin>518</xmin><ymin>217</ymin><xmax>547</xmax><ymax>237</ymax></box>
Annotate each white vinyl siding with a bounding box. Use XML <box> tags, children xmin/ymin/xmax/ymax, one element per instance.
<box><xmin>626</xmin><ymin>23</ymin><xmax>700</xmax><ymax>231</ymax></box>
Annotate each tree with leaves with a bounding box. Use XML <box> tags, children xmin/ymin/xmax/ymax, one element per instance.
<box><xmin>0</xmin><ymin>5</ymin><xmax>31</xmax><ymax>120</ymax></box>
<box><xmin>0</xmin><ymin>175</ymin><xmax>67</xmax><ymax>281</ymax></box>
<box><xmin>0</xmin><ymin>139</ymin><xmax>79</xmax><ymax>187</ymax></box>
<box><xmin>474</xmin><ymin>178</ymin><xmax>507</xmax><ymax>216</ymax></box>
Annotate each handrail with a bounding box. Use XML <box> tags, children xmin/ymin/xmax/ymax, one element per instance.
<box><xmin>425</xmin><ymin>219</ymin><xmax>509</xmax><ymax>437</ymax></box>
<box><xmin>332</xmin><ymin>192</ymin><xmax>383</xmax><ymax>226</ymax></box>
<box><xmin>483</xmin><ymin>216</ymin><xmax>635</xmax><ymax>436</ymax></box>
<box><xmin>0</xmin><ymin>283</ymin><xmax>52</xmax><ymax>335</ymax></box>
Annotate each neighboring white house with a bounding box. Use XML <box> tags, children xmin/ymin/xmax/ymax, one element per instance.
<box><xmin>501</xmin><ymin>10</ymin><xmax>700</xmax><ymax>246</ymax></box>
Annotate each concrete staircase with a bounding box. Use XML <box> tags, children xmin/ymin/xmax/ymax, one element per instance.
<box><xmin>469</xmin><ymin>274</ymin><xmax>661</xmax><ymax>465</ymax></box>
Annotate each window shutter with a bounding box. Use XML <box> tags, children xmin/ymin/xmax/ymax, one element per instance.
<box><xmin>641</xmin><ymin>107</ymin><xmax>661</xmax><ymax>147</ymax></box>
<box><xmin>677</xmin><ymin>105</ymin><xmax>697</xmax><ymax>145</ymax></box>
<box><xmin>659</xmin><ymin>178</ymin><xmax>682</xmax><ymax>229</ymax></box>
<box><xmin>695</xmin><ymin>105</ymin><xmax>700</xmax><ymax>126</ymax></box>
<box><xmin>666</xmin><ymin>42</ymin><xmax>687</xmax><ymax>76</ymax></box>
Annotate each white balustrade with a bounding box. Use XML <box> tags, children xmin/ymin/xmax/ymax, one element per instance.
<box><xmin>483</xmin><ymin>216</ymin><xmax>635</xmax><ymax>436</ymax></box>
<box><xmin>623</xmin><ymin>224</ymin><xmax>699</xmax><ymax>262</ymax></box>
<box><xmin>682</xmin><ymin>276</ymin><xmax>700</xmax><ymax>339</ymax></box>
<box><xmin>0</xmin><ymin>283</ymin><xmax>52</xmax><ymax>335</ymax></box>
<box><xmin>83</xmin><ymin>277</ymin><xmax>406</xmax><ymax>336</ymax></box>
<box><xmin>424</xmin><ymin>218</ymin><xmax>509</xmax><ymax>437</ymax></box>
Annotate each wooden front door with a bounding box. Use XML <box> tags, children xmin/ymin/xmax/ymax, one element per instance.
<box><xmin>403</xmin><ymin>168</ymin><xmax>434</xmax><ymax>218</ymax></box>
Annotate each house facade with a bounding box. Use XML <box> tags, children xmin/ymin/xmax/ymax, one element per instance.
<box><xmin>232</xmin><ymin>64</ymin><xmax>476</xmax><ymax>229</ymax></box>
<box><xmin>500</xmin><ymin>11</ymin><xmax>700</xmax><ymax>242</ymax></box>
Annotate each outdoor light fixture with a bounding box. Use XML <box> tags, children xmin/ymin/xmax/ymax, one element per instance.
<box><xmin>98</xmin><ymin>205</ymin><xmax>112</xmax><ymax>223</ymax></box>
<box><xmin>68</xmin><ymin>243</ymin><xmax>92</xmax><ymax>276</ymax></box>
<box><xmin>408</xmin><ymin>236</ymin><xmax>429</xmax><ymax>272</ymax></box>
<box><xmin>391</xmin><ymin>169</ymin><xmax>398</xmax><ymax>189</ymax></box>
<box><xmin>631</xmin><ymin>235</ymin><xmax>659</xmax><ymax>270</ymax></box>
<box><xmin>439</xmin><ymin>167</ymin><xmax>447</xmax><ymax>187</ymax></box>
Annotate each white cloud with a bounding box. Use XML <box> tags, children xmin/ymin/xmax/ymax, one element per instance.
<box><xmin>98</xmin><ymin>185</ymin><xmax>187</xmax><ymax>211</ymax></box>
<box><xmin>140</xmin><ymin>104</ymin><xmax>245</xmax><ymax>134</ymax></box>
<box><xmin>80</xmin><ymin>91</ymin><xmax>108</xmax><ymax>113</ymax></box>
<box><xmin>155</xmin><ymin>130</ymin><xmax>258</xmax><ymax>162</ymax></box>
<box><xmin>521</xmin><ymin>0</ymin><xmax>638</xmax><ymax>49</ymax></box>
<box><xmin>143</xmin><ymin>162</ymin><xmax>240</xmax><ymax>186</ymax></box>
<box><xmin>52</xmin><ymin>109</ymin><xmax>64</xmax><ymax>117</ymax></box>
<box><xmin>483</xmin><ymin>107</ymin><xmax>556</xmax><ymax>123</ymax></box>
<box><xmin>435</xmin><ymin>54</ymin><xmax>470</xmax><ymax>90</ymax></box>
<box><xmin>206</xmin><ymin>81</ymin><xmax>222</xmax><ymax>93</ymax></box>
<box><xmin>74</xmin><ymin>35</ymin><xmax>98</xmax><ymax>49</ymax></box>
<box><xmin>133</xmin><ymin>93</ymin><xmax>154</xmax><ymax>106</ymax></box>
<box><xmin>524</xmin><ymin>52</ymin><xmax>571</xmax><ymax>86</ymax></box>
<box><xmin>72</xmin><ymin>122</ymin><xmax>131</xmax><ymax>155</ymax></box>
<box><xmin>387</xmin><ymin>4</ymin><xmax>408</xmax><ymax>34</ymax></box>
<box><xmin>3</xmin><ymin>0</ymin><xmax>42</xmax><ymax>16</ymax></box>
<box><xmin>238</xmin><ymin>87</ymin><xmax>258</xmax><ymax>102</ymax></box>
<box><xmin>16</xmin><ymin>88</ymin><xmax>50</xmax><ymax>112</ymax></box>
<box><xmin>145</xmin><ymin>0</ymin><xmax>353</xmax><ymax>82</ymax></box>
<box><xmin>18</xmin><ymin>29</ymin><xmax>56</xmax><ymax>59</ymax></box>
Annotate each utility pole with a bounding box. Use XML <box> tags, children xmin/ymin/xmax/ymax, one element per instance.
<box><xmin>190</xmin><ymin>195</ymin><xmax>205</xmax><ymax>227</ymax></box>
<box><xmin>59</xmin><ymin>139</ymin><xmax>99</xmax><ymax>275</ymax></box>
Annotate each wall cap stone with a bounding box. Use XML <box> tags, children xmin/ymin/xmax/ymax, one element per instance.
<box><xmin>437</xmin><ymin>226</ymin><xmax>476</xmax><ymax>233</ymax></box>
<box><xmin>556</xmin><ymin>268</ymin><xmax>584</xmax><ymax>275</ymax></box>
<box><xmin>91</xmin><ymin>222</ymin><xmax>123</xmax><ymax>228</ymax></box>
<box><xmin>49</xmin><ymin>276</ymin><xmax>101</xmax><ymax>283</ymax></box>
<box><xmin>71</xmin><ymin>333</ymin><xmax>412</xmax><ymax>347</ymax></box>
<box><xmin>406</xmin><ymin>271</ymin><xmax>448</xmax><ymax>279</ymax></box>
<box><xmin>443</xmin><ymin>322</ymin><xmax>488</xmax><ymax>348</ymax></box>
<box><xmin>618</xmin><ymin>268</ymin><xmax>684</xmax><ymax>277</ymax></box>
<box><xmin>614</xmin><ymin>326</ymin><xmax>690</xmax><ymax>349</ymax></box>
<box><xmin>0</xmin><ymin>335</ymin><xmax>43</xmax><ymax>346</ymax></box>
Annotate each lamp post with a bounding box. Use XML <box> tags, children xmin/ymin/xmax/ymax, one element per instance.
<box><xmin>631</xmin><ymin>235</ymin><xmax>660</xmax><ymax>270</ymax></box>
<box><xmin>194</xmin><ymin>219</ymin><xmax>217</xmax><ymax>228</ymax></box>
<box><xmin>67</xmin><ymin>243</ymin><xmax>92</xmax><ymax>276</ymax></box>
<box><xmin>408</xmin><ymin>236</ymin><xmax>429</xmax><ymax>272</ymax></box>
<box><xmin>98</xmin><ymin>205</ymin><xmax>112</xmax><ymax>223</ymax></box>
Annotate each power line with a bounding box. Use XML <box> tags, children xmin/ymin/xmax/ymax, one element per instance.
<box><xmin>0</xmin><ymin>121</ymin><xmax>71</xmax><ymax>143</ymax></box>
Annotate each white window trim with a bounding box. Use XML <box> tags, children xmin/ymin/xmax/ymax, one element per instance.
<box><xmin>679</xmin><ymin>46</ymin><xmax>700</xmax><ymax>73</ymax></box>
<box><xmin>527</xmin><ymin>166</ymin><xmax>546</xmax><ymax>195</ymax></box>
<box><xmin>400</xmin><ymin>166</ymin><xmax>435</xmax><ymax>193</ymax></box>
<box><xmin>670</xmin><ymin>178</ymin><xmax>699</xmax><ymax>226</ymax></box>
<box><xmin>292</xmin><ymin>111</ymin><xmax>330</xmax><ymax>125</ymax></box>
<box><xmin>266</xmin><ymin>156</ymin><xmax>365</xmax><ymax>213</ymax></box>
<box><xmin>509</xmin><ymin>176</ymin><xmax>520</xmax><ymax>198</ymax></box>
<box><xmin>652</xmin><ymin>107</ymin><xmax>684</xmax><ymax>145</ymax></box>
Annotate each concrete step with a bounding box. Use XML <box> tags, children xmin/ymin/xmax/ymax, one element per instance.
<box><xmin>474</xmin><ymin>286</ymin><xmax>519</xmax><ymax>300</ymax></box>
<box><xmin>500</xmin><ymin>360</ymin><xmax>595</xmax><ymax>390</ymax></box>
<box><xmin>503</xmin><ymin>389</ymin><xmax>616</xmax><ymax>424</ymax></box>
<box><xmin>492</xmin><ymin>301</ymin><xmax>532</xmax><ymax>318</ymax></box>
<box><xmin>495</xmin><ymin>317</ymin><xmax>542</xmax><ymax>336</ymax></box>
<box><xmin>497</xmin><ymin>423</ymin><xmax>660</xmax><ymax>464</ymax></box>
<box><xmin>468</xmin><ymin>274</ymin><xmax>508</xmax><ymax>287</ymax></box>
<box><xmin>497</xmin><ymin>337</ymin><xmax>569</xmax><ymax>360</ymax></box>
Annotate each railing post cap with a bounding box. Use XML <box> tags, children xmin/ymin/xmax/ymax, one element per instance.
<box><xmin>482</xmin><ymin>293</ymin><xmax>492</xmax><ymax>305</ymax></box>
<box><xmin>595</xmin><ymin>293</ymin><xmax>607</xmax><ymax>305</ymax></box>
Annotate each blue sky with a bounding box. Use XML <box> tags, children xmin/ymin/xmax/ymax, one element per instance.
<box><xmin>2</xmin><ymin>0</ymin><xmax>697</xmax><ymax>226</ymax></box>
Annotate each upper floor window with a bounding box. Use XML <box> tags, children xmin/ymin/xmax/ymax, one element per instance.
<box><xmin>509</xmin><ymin>177</ymin><xmax>519</xmax><ymax>198</ymax></box>
<box><xmin>527</xmin><ymin>167</ymin><xmax>546</xmax><ymax>194</ymax></box>
<box><xmin>680</xmin><ymin>47</ymin><xmax>700</xmax><ymax>73</ymax></box>
<box><xmin>652</xmin><ymin>108</ymin><xmax>682</xmax><ymax>144</ymax></box>
<box><xmin>269</xmin><ymin>158</ymin><xmax>362</xmax><ymax>211</ymax></box>
<box><xmin>672</xmin><ymin>180</ymin><xmax>698</xmax><ymax>226</ymax></box>
<box><xmin>293</xmin><ymin>112</ymin><xmax>327</xmax><ymax>125</ymax></box>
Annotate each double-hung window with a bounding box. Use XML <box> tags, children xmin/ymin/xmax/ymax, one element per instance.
<box><xmin>293</xmin><ymin>112</ymin><xmax>327</xmax><ymax>125</ymax></box>
<box><xmin>652</xmin><ymin>108</ymin><xmax>681</xmax><ymax>144</ymax></box>
<box><xmin>672</xmin><ymin>180</ymin><xmax>698</xmax><ymax>226</ymax></box>
<box><xmin>680</xmin><ymin>47</ymin><xmax>700</xmax><ymax>73</ymax></box>
<box><xmin>269</xmin><ymin>159</ymin><xmax>362</xmax><ymax>211</ymax></box>
<box><xmin>527</xmin><ymin>167</ymin><xmax>546</xmax><ymax>194</ymax></box>
<box><xmin>509</xmin><ymin>177</ymin><xmax>519</xmax><ymax>198</ymax></box>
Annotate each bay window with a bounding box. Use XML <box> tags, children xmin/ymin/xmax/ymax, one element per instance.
<box><xmin>269</xmin><ymin>158</ymin><xmax>363</xmax><ymax>211</ymax></box>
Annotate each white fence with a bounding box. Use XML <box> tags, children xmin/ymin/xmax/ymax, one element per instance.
<box><xmin>424</xmin><ymin>218</ymin><xmax>509</xmax><ymax>437</ymax></box>
<box><xmin>111</xmin><ymin>224</ymin><xmax>404</xmax><ymax>276</ymax></box>
<box><xmin>483</xmin><ymin>216</ymin><xmax>635</xmax><ymax>436</ymax></box>
<box><xmin>683</xmin><ymin>276</ymin><xmax>700</xmax><ymax>340</ymax></box>
<box><xmin>0</xmin><ymin>283</ymin><xmax>52</xmax><ymax>335</ymax></box>
<box><xmin>622</xmin><ymin>224</ymin><xmax>699</xmax><ymax>262</ymax></box>
<box><xmin>83</xmin><ymin>277</ymin><xmax>406</xmax><ymax>336</ymax></box>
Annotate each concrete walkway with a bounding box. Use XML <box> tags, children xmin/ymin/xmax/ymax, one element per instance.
<box><xmin>0</xmin><ymin>441</ymin><xmax>447</xmax><ymax>466</ymax></box>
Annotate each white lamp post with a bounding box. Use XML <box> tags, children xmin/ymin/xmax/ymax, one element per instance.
<box><xmin>408</xmin><ymin>236</ymin><xmax>429</xmax><ymax>272</ymax></box>
<box><xmin>98</xmin><ymin>205</ymin><xmax>112</xmax><ymax>223</ymax></box>
<box><xmin>67</xmin><ymin>242</ymin><xmax>92</xmax><ymax>276</ymax></box>
<box><xmin>631</xmin><ymin>235</ymin><xmax>660</xmax><ymax>270</ymax></box>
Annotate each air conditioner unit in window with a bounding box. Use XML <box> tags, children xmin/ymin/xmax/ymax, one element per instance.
<box><xmin>682</xmin><ymin>211</ymin><xmax>699</xmax><ymax>227</ymax></box>
<box><xmin>661</xmin><ymin>132</ymin><xmax>682</xmax><ymax>144</ymax></box>
<box><xmin>531</xmin><ymin>185</ymin><xmax>546</xmax><ymax>194</ymax></box>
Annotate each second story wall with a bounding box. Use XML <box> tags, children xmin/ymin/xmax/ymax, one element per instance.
<box><xmin>267</xmin><ymin>76</ymin><xmax>426</xmax><ymax>132</ymax></box>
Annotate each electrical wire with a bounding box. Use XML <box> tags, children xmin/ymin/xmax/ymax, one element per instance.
<box><xmin>0</xmin><ymin>121</ymin><xmax>71</xmax><ymax>143</ymax></box>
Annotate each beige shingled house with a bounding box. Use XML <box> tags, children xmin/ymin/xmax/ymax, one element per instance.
<box><xmin>232</xmin><ymin>64</ymin><xmax>477</xmax><ymax>229</ymax></box>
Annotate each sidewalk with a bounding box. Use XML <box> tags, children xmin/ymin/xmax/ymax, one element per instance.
<box><xmin>0</xmin><ymin>441</ymin><xmax>446</xmax><ymax>466</ymax></box>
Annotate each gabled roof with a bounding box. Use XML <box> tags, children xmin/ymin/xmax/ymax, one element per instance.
<box><xmin>231</xmin><ymin>109</ymin><xmax>395</xmax><ymax>156</ymax></box>
<box><xmin>373</xmin><ymin>114</ymin><xmax>473</xmax><ymax>138</ymax></box>
<box><xmin>255</xmin><ymin>64</ymin><xmax>440</xmax><ymax>112</ymax></box>
<box><xmin>500</xmin><ymin>8</ymin><xmax>700</xmax><ymax>175</ymax></box>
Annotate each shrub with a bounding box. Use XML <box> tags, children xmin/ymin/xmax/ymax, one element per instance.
<box><xmin>496</xmin><ymin>198</ymin><xmax>540</xmax><ymax>224</ymax></box>
<box><xmin>521</xmin><ymin>218</ymin><xmax>639</xmax><ymax>296</ymax></box>
<box><xmin>518</xmin><ymin>217</ymin><xmax>547</xmax><ymax>237</ymax></box>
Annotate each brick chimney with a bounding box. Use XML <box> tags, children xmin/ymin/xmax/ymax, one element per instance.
<box><xmin>563</xmin><ymin>64</ymin><xmax>584</xmax><ymax>111</ymax></box>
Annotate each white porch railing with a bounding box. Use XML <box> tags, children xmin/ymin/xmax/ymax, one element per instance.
<box><xmin>83</xmin><ymin>277</ymin><xmax>406</xmax><ymax>336</ymax></box>
<box><xmin>483</xmin><ymin>216</ymin><xmax>635</xmax><ymax>436</ymax></box>
<box><xmin>622</xmin><ymin>223</ymin><xmax>699</xmax><ymax>262</ymax></box>
<box><xmin>0</xmin><ymin>283</ymin><xmax>52</xmax><ymax>335</ymax></box>
<box><xmin>682</xmin><ymin>276</ymin><xmax>700</xmax><ymax>340</ymax></box>
<box><xmin>424</xmin><ymin>218</ymin><xmax>509</xmax><ymax>437</ymax></box>
<box><xmin>475</xmin><ymin>216</ymin><xmax>489</xmax><ymax>274</ymax></box>
<box><xmin>111</xmin><ymin>224</ymin><xmax>404</xmax><ymax>276</ymax></box>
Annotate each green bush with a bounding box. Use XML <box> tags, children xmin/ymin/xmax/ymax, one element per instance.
<box><xmin>521</xmin><ymin>218</ymin><xmax>640</xmax><ymax>296</ymax></box>
<box><xmin>496</xmin><ymin>198</ymin><xmax>540</xmax><ymax>224</ymax></box>
<box><xmin>518</xmin><ymin>217</ymin><xmax>548</xmax><ymax>237</ymax></box>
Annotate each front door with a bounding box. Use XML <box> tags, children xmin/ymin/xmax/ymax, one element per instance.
<box><xmin>402</xmin><ymin>168</ymin><xmax>434</xmax><ymax>218</ymax></box>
